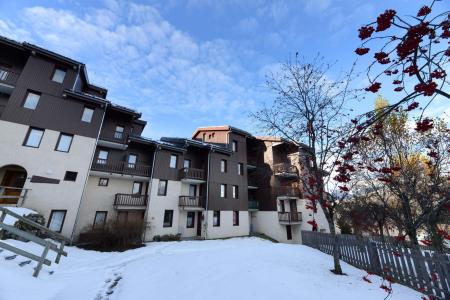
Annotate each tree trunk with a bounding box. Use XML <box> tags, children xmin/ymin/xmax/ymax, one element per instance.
<box><xmin>328</xmin><ymin>220</ymin><xmax>343</xmax><ymax>275</ymax></box>
<box><xmin>378</xmin><ymin>221</ymin><xmax>386</xmax><ymax>243</ymax></box>
<box><xmin>428</xmin><ymin>223</ymin><xmax>444</xmax><ymax>253</ymax></box>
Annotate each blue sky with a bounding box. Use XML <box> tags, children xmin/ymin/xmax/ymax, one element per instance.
<box><xmin>0</xmin><ymin>0</ymin><xmax>447</xmax><ymax>138</ymax></box>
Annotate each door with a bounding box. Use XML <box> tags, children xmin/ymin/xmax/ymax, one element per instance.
<box><xmin>289</xmin><ymin>199</ymin><xmax>298</xmax><ymax>221</ymax></box>
<box><xmin>196</xmin><ymin>212</ymin><xmax>202</xmax><ymax>237</ymax></box>
<box><xmin>286</xmin><ymin>225</ymin><xmax>292</xmax><ymax>240</ymax></box>
<box><xmin>1</xmin><ymin>170</ymin><xmax>26</xmax><ymax>204</ymax></box>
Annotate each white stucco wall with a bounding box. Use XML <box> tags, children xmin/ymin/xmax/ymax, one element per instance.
<box><xmin>0</xmin><ymin>120</ymin><xmax>96</xmax><ymax>238</ymax></box>
<box><xmin>205</xmin><ymin>210</ymin><xmax>249</xmax><ymax>239</ymax></box>
<box><xmin>252</xmin><ymin>211</ymin><xmax>301</xmax><ymax>243</ymax></box>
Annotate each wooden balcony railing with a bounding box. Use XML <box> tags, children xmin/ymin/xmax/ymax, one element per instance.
<box><xmin>0</xmin><ymin>67</ymin><xmax>19</xmax><ymax>86</ymax></box>
<box><xmin>178</xmin><ymin>168</ymin><xmax>205</xmax><ymax>181</ymax></box>
<box><xmin>273</xmin><ymin>163</ymin><xmax>298</xmax><ymax>175</ymax></box>
<box><xmin>114</xmin><ymin>194</ymin><xmax>148</xmax><ymax>207</ymax></box>
<box><xmin>276</xmin><ymin>186</ymin><xmax>301</xmax><ymax>198</ymax></box>
<box><xmin>99</xmin><ymin>130</ymin><xmax>127</xmax><ymax>144</ymax></box>
<box><xmin>278</xmin><ymin>212</ymin><xmax>302</xmax><ymax>223</ymax></box>
<box><xmin>248</xmin><ymin>200</ymin><xmax>259</xmax><ymax>210</ymax></box>
<box><xmin>92</xmin><ymin>159</ymin><xmax>151</xmax><ymax>177</ymax></box>
<box><xmin>0</xmin><ymin>186</ymin><xmax>30</xmax><ymax>205</ymax></box>
<box><xmin>179</xmin><ymin>196</ymin><xmax>205</xmax><ymax>208</ymax></box>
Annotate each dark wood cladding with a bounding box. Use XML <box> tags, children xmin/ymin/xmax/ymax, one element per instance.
<box><xmin>179</xmin><ymin>168</ymin><xmax>205</xmax><ymax>181</ymax></box>
<box><xmin>0</xmin><ymin>50</ymin><xmax>105</xmax><ymax>138</ymax></box>
<box><xmin>114</xmin><ymin>193</ymin><xmax>148</xmax><ymax>207</ymax></box>
<box><xmin>0</xmin><ymin>65</ymin><xmax>19</xmax><ymax>86</ymax></box>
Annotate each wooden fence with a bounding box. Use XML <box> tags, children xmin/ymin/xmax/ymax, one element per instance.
<box><xmin>301</xmin><ymin>231</ymin><xmax>450</xmax><ymax>299</ymax></box>
<box><xmin>0</xmin><ymin>207</ymin><xmax>70</xmax><ymax>277</ymax></box>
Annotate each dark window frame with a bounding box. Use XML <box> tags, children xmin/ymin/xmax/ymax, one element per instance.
<box><xmin>47</xmin><ymin>210</ymin><xmax>67</xmax><ymax>233</ymax></box>
<box><xmin>23</xmin><ymin>127</ymin><xmax>45</xmax><ymax>148</ymax></box>
<box><xmin>97</xmin><ymin>150</ymin><xmax>109</xmax><ymax>164</ymax></box>
<box><xmin>22</xmin><ymin>90</ymin><xmax>41</xmax><ymax>110</ymax></box>
<box><xmin>98</xmin><ymin>178</ymin><xmax>109</xmax><ymax>186</ymax></box>
<box><xmin>220</xmin><ymin>184</ymin><xmax>227</xmax><ymax>198</ymax></box>
<box><xmin>93</xmin><ymin>211</ymin><xmax>107</xmax><ymax>229</ymax></box>
<box><xmin>163</xmin><ymin>210</ymin><xmax>174</xmax><ymax>227</ymax></box>
<box><xmin>132</xmin><ymin>181</ymin><xmax>143</xmax><ymax>194</ymax></box>
<box><xmin>186</xmin><ymin>211</ymin><xmax>195</xmax><ymax>228</ymax></box>
<box><xmin>238</xmin><ymin>163</ymin><xmax>244</xmax><ymax>176</ymax></box>
<box><xmin>183</xmin><ymin>159</ymin><xmax>191</xmax><ymax>169</ymax></box>
<box><xmin>213</xmin><ymin>211</ymin><xmax>220</xmax><ymax>227</ymax></box>
<box><xmin>55</xmin><ymin>132</ymin><xmax>74</xmax><ymax>153</ymax></box>
<box><xmin>233</xmin><ymin>211</ymin><xmax>239</xmax><ymax>226</ymax></box>
<box><xmin>220</xmin><ymin>159</ymin><xmax>227</xmax><ymax>173</ymax></box>
<box><xmin>128</xmin><ymin>153</ymin><xmax>138</xmax><ymax>168</ymax></box>
<box><xmin>169</xmin><ymin>154</ymin><xmax>178</xmax><ymax>169</ymax></box>
<box><xmin>232</xmin><ymin>185</ymin><xmax>239</xmax><ymax>199</ymax></box>
<box><xmin>158</xmin><ymin>179</ymin><xmax>168</xmax><ymax>196</ymax></box>
<box><xmin>51</xmin><ymin>66</ymin><xmax>67</xmax><ymax>84</ymax></box>
<box><xmin>81</xmin><ymin>106</ymin><xmax>95</xmax><ymax>123</ymax></box>
<box><xmin>64</xmin><ymin>171</ymin><xmax>78</xmax><ymax>182</ymax></box>
<box><xmin>232</xmin><ymin>140</ymin><xmax>238</xmax><ymax>152</ymax></box>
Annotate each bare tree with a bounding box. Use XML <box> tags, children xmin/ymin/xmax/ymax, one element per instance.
<box><xmin>253</xmin><ymin>55</ymin><xmax>358</xmax><ymax>275</ymax></box>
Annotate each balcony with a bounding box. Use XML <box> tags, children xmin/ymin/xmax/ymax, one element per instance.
<box><xmin>0</xmin><ymin>67</ymin><xmax>19</xmax><ymax>94</ymax></box>
<box><xmin>273</xmin><ymin>163</ymin><xmax>298</xmax><ymax>178</ymax></box>
<box><xmin>276</xmin><ymin>186</ymin><xmax>301</xmax><ymax>199</ymax></box>
<box><xmin>248</xmin><ymin>200</ymin><xmax>259</xmax><ymax>211</ymax></box>
<box><xmin>179</xmin><ymin>196</ymin><xmax>205</xmax><ymax>211</ymax></box>
<box><xmin>91</xmin><ymin>159</ymin><xmax>151</xmax><ymax>177</ymax></box>
<box><xmin>0</xmin><ymin>186</ymin><xmax>30</xmax><ymax>206</ymax></box>
<box><xmin>178</xmin><ymin>168</ymin><xmax>206</xmax><ymax>183</ymax></box>
<box><xmin>278</xmin><ymin>212</ymin><xmax>302</xmax><ymax>225</ymax></box>
<box><xmin>247</xmin><ymin>177</ymin><xmax>259</xmax><ymax>190</ymax></box>
<box><xmin>247</xmin><ymin>156</ymin><xmax>257</xmax><ymax>169</ymax></box>
<box><xmin>98</xmin><ymin>130</ymin><xmax>128</xmax><ymax>150</ymax></box>
<box><xmin>114</xmin><ymin>193</ymin><xmax>148</xmax><ymax>209</ymax></box>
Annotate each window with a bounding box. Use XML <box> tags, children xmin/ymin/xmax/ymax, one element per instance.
<box><xmin>115</xmin><ymin>126</ymin><xmax>124</xmax><ymax>139</ymax></box>
<box><xmin>81</xmin><ymin>107</ymin><xmax>94</xmax><ymax>123</ymax></box>
<box><xmin>93</xmin><ymin>211</ymin><xmax>107</xmax><ymax>228</ymax></box>
<box><xmin>97</xmin><ymin>150</ymin><xmax>108</xmax><ymax>164</ymax></box>
<box><xmin>132</xmin><ymin>182</ymin><xmax>143</xmax><ymax>194</ymax></box>
<box><xmin>23</xmin><ymin>91</ymin><xmax>40</xmax><ymax>110</ymax></box>
<box><xmin>64</xmin><ymin>171</ymin><xmax>77</xmax><ymax>182</ymax></box>
<box><xmin>220</xmin><ymin>159</ymin><xmax>227</xmax><ymax>173</ymax></box>
<box><xmin>233</xmin><ymin>211</ymin><xmax>239</xmax><ymax>226</ymax></box>
<box><xmin>23</xmin><ymin>127</ymin><xmax>44</xmax><ymax>148</ymax></box>
<box><xmin>55</xmin><ymin>133</ymin><xmax>73</xmax><ymax>152</ymax></box>
<box><xmin>232</xmin><ymin>140</ymin><xmax>238</xmax><ymax>152</ymax></box>
<box><xmin>128</xmin><ymin>154</ymin><xmax>137</xmax><ymax>168</ymax></box>
<box><xmin>170</xmin><ymin>154</ymin><xmax>178</xmax><ymax>168</ymax></box>
<box><xmin>187</xmin><ymin>212</ymin><xmax>195</xmax><ymax>228</ymax></box>
<box><xmin>98</xmin><ymin>178</ymin><xmax>109</xmax><ymax>186</ymax></box>
<box><xmin>163</xmin><ymin>210</ymin><xmax>173</xmax><ymax>227</ymax></box>
<box><xmin>213</xmin><ymin>211</ymin><xmax>220</xmax><ymax>227</ymax></box>
<box><xmin>183</xmin><ymin>159</ymin><xmax>191</xmax><ymax>169</ymax></box>
<box><xmin>220</xmin><ymin>184</ymin><xmax>227</xmax><ymax>198</ymax></box>
<box><xmin>238</xmin><ymin>163</ymin><xmax>244</xmax><ymax>176</ymax></box>
<box><xmin>232</xmin><ymin>185</ymin><xmax>239</xmax><ymax>199</ymax></box>
<box><xmin>158</xmin><ymin>180</ymin><xmax>168</xmax><ymax>196</ymax></box>
<box><xmin>51</xmin><ymin>68</ymin><xmax>66</xmax><ymax>83</ymax></box>
<box><xmin>48</xmin><ymin>210</ymin><xmax>66</xmax><ymax>233</ymax></box>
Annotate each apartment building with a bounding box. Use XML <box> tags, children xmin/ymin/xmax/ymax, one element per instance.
<box><xmin>0</xmin><ymin>36</ymin><xmax>327</xmax><ymax>244</ymax></box>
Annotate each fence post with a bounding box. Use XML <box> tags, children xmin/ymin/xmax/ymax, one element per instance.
<box><xmin>33</xmin><ymin>242</ymin><xmax>50</xmax><ymax>277</ymax></box>
<box><xmin>367</xmin><ymin>241</ymin><xmax>382</xmax><ymax>275</ymax></box>
<box><xmin>55</xmin><ymin>240</ymin><xmax>65</xmax><ymax>264</ymax></box>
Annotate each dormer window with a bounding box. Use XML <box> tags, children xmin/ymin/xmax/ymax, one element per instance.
<box><xmin>52</xmin><ymin>68</ymin><xmax>66</xmax><ymax>83</ymax></box>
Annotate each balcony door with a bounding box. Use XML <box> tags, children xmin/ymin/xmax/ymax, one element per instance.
<box><xmin>1</xmin><ymin>169</ymin><xmax>27</xmax><ymax>204</ymax></box>
<box><xmin>289</xmin><ymin>199</ymin><xmax>297</xmax><ymax>213</ymax></box>
<box><xmin>115</xmin><ymin>125</ymin><xmax>124</xmax><ymax>140</ymax></box>
<box><xmin>132</xmin><ymin>182</ymin><xmax>143</xmax><ymax>195</ymax></box>
<box><xmin>128</xmin><ymin>154</ymin><xmax>137</xmax><ymax>168</ymax></box>
<box><xmin>189</xmin><ymin>184</ymin><xmax>197</xmax><ymax>197</ymax></box>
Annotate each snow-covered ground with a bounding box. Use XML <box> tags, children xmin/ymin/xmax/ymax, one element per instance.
<box><xmin>0</xmin><ymin>237</ymin><xmax>421</xmax><ymax>300</ymax></box>
<box><xmin>2</xmin><ymin>207</ymin><xmax>37</xmax><ymax>226</ymax></box>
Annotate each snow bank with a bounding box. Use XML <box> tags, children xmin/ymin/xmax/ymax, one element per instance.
<box><xmin>0</xmin><ymin>237</ymin><xmax>421</xmax><ymax>300</ymax></box>
<box><xmin>1</xmin><ymin>206</ymin><xmax>38</xmax><ymax>226</ymax></box>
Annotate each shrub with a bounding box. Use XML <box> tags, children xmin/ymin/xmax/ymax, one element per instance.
<box><xmin>153</xmin><ymin>234</ymin><xmax>181</xmax><ymax>242</ymax></box>
<box><xmin>1</xmin><ymin>213</ymin><xmax>46</xmax><ymax>241</ymax></box>
<box><xmin>77</xmin><ymin>219</ymin><xmax>144</xmax><ymax>251</ymax></box>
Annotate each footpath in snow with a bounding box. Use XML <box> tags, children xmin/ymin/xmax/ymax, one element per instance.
<box><xmin>0</xmin><ymin>237</ymin><xmax>421</xmax><ymax>300</ymax></box>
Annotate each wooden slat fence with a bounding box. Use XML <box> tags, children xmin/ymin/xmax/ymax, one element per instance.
<box><xmin>301</xmin><ymin>231</ymin><xmax>450</xmax><ymax>299</ymax></box>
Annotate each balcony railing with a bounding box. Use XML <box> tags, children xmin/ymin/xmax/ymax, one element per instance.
<box><xmin>247</xmin><ymin>156</ymin><xmax>257</xmax><ymax>167</ymax></box>
<box><xmin>178</xmin><ymin>168</ymin><xmax>205</xmax><ymax>181</ymax></box>
<box><xmin>99</xmin><ymin>129</ymin><xmax>128</xmax><ymax>144</ymax></box>
<box><xmin>0</xmin><ymin>67</ymin><xmax>19</xmax><ymax>86</ymax></box>
<box><xmin>273</xmin><ymin>163</ymin><xmax>298</xmax><ymax>176</ymax></box>
<box><xmin>179</xmin><ymin>196</ymin><xmax>205</xmax><ymax>208</ymax></box>
<box><xmin>276</xmin><ymin>186</ymin><xmax>301</xmax><ymax>198</ymax></box>
<box><xmin>92</xmin><ymin>159</ymin><xmax>151</xmax><ymax>177</ymax></box>
<box><xmin>0</xmin><ymin>186</ymin><xmax>30</xmax><ymax>206</ymax></box>
<box><xmin>114</xmin><ymin>193</ymin><xmax>148</xmax><ymax>207</ymax></box>
<box><xmin>248</xmin><ymin>200</ymin><xmax>259</xmax><ymax>210</ymax></box>
<box><xmin>278</xmin><ymin>212</ymin><xmax>302</xmax><ymax>224</ymax></box>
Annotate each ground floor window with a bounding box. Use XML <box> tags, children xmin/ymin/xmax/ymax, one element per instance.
<box><xmin>163</xmin><ymin>210</ymin><xmax>173</xmax><ymax>227</ymax></box>
<box><xmin>186</xmin><ymin>212</ymin><xmax>195</xmax><ymax>228</ymax></box>
<box><xmin>213</xmin><ymin>211</ymin><xmax>220</xmax><ymax>227</ymax></box>
<box><xmin>48</xmin><ymin>210</ymin><xmax>67</xmax><ymax>233</ymax></box>
<box><xmin>93</xmin><ymin>211</ymin><xmax>107</xmax><ymax>228</ymax></box>
<box><xmin>233</xmin><ymin>211</ymin><xmax>239</xmax><ymax>226</ymax></box>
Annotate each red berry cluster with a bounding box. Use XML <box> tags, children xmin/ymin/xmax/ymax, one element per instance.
<box><xmin>358</xmin><ymin>25</ymin><xmax>375</xmax><ymax>40</ymax></box>
<box><xmin>415</xmin><ymin>118</ymin><xmax>434</xmax><ymax>132</ymax></box>
<box><xmin>365</xmin><ymin>82</ymin><xmax>381</xmax><ymax>93</ymax></box>
<box><xmin>396</xmin><ymin>22</ymin><xmax>431</xmax><ymax>60</ymax></box>
<box><xmin>355</xmin><ymin>47</ymin><xmax>370</xmax><ymax>55</ymax></box>
<box><xmin>376</xmin><ymin>9</ymin><xmax>396</xmax><ymax>32</ymax></box>
<box><xmin>374</xmin><ymin>51</ymin><xmax>390</xmax><ymax>64</ymax></box>
<box><xmin>417</xmin><ymin>6</ymin><xmax>432</xmax><ymax>17</ymax></box>
<box><xmin>414</xmin><ymin>81</ymin><xmax>437</xmax><ymax>96</ymax></box>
